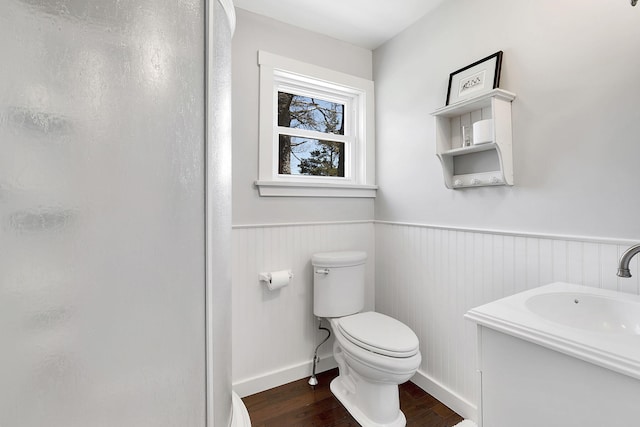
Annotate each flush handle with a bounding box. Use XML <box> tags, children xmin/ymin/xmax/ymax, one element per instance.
<box><xmin>315</xmin><ymin>268</ymin><xmax>330</xmax><ymax>275</ymax></box>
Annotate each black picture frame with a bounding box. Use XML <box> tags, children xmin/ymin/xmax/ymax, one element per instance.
<box><xmin>446</xmin><ymin>51</ymin><xmax>503</xmax><ymax>105</ymax></box>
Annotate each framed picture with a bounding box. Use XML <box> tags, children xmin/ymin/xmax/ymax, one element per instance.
<box><xmin>446</xmin><ymin>51</ymin><xmax>503</xmax><ymax>105</ymax></box>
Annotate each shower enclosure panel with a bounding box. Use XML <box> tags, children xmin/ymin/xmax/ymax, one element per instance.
<box><xmin>0</xmin><ymin>1</ymin><xmax>214</xmax><ymax>425</ymax></box>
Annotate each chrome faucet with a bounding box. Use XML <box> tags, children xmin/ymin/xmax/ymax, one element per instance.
<box><xmin>617</xmin><ymin>244</ymin><xmax>640</xmax><ymax>277</ymax></box>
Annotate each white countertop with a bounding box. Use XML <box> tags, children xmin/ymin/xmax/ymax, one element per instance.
<box><xmin>465</xmin><ymin>282</ymin><xmax>640</xmax><ymax>380</ymax></box>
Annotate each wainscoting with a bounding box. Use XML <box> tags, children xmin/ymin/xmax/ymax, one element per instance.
<box><xmin>375</xmin><ymin>221</ymin><xmax>640</xmax><ymax>420</ymax></box>
<box><xmin>231</xmin><ymin>221</ymin><xmax>375</xmax><ymax>397</ymax></box>
<box><xmin>231</xmin><ymin>219</ymin><xmax>639</xmax><ymax>420</ymax></box>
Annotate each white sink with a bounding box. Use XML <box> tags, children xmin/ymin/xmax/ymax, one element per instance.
<box><xmin>525</xmin><ymin>292</ymin><xmax>640</xmax><ymax>335</ymax></box>
<box><xmin>465</xmin><ymin>282</ymin><xmax>640</xmax><ymax>381</ymax></box>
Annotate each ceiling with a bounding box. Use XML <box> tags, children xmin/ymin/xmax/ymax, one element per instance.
<box><xmin>233</xmin><ymin>0</ymin><xmax>447</xmax><ymax>50</ymax></box>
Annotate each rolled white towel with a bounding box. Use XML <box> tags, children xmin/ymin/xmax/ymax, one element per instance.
<box><xmin>454</xmin><ymin>421</ymin><xmax>478</xmax><ymax>427</ymax></box>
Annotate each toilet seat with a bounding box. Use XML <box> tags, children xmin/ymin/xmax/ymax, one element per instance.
<box><xmin>335</xmin><ymin>312</ymin><xmax>419</xmax><ymax>358</ymax></box>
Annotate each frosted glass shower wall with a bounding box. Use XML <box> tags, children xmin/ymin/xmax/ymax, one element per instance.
<box><xmin>0</xmin><ymin>1</ymin><xmax>232</xmax><ymax>426</ymax></box>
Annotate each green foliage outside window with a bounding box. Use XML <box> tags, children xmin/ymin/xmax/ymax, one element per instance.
<box><xmin>278</xmin><ymin>92</ymin><xmax>345</xmax><ymax>177</ymax></box>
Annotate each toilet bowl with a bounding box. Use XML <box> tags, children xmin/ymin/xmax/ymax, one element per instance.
<box><xmin>329</xmin><ymin>313</ymin><xmax>421</xmax><ymax>427</ymax></box>
<box><xmin>312</xmin><ymin>251</ymin><xmax>422</xmax><ymax>427</ymax></box>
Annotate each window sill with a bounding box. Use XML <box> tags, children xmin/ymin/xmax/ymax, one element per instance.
<box><xmin>254</xmin><ymin>180</ymin><xmax>377</xmax><ymax>198</ymax></box>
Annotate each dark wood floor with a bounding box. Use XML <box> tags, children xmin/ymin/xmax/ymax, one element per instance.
<box><xmin>242</xmin><ymin>368</ymin><xmax>464</xmax><ymax>427</ymax></box>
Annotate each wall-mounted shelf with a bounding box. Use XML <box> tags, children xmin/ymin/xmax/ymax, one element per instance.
<box><xmin>432</xmin><ymin>89</ymin><xmax>516</xmax><ymax>189</ymax></box>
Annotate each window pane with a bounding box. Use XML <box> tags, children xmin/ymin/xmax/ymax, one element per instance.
<box><xmin>278</xmin><ymin>135</ymin><xmax>345</xmax><ymax>177</ymax></box>
<box><xmin>278</xmin><ymin>92</ymin><xmax>344</xmax><ymax>135</ymax></box>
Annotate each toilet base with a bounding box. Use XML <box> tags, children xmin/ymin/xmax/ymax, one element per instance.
<box><xmin>330</xmin><ymin>375</ymin><xmax>406</xmax><ymax>427</ymax></box>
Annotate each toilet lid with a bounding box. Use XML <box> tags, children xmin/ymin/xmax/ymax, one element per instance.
<box><xmin>336</xmin><ymin>312</ymin><xmax>419</xmax><ymax>358</ymax></box>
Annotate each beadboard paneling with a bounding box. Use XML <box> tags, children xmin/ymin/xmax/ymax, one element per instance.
<box><xmin>231</xmin><ymin>221</ymin><xmax>375</xmax><ymax>397</ymax></box>
<box><xmin>232</xmin><ymin>220</ymin><xmax>640</xmax><ymax>412</ymax></box>
<box><xmin>375</xmin><ymin>222</ymin><xmax>640</xmax><ymax>419</ymax></box>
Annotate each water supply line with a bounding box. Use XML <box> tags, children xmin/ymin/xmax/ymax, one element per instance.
<box><xmin>308</xmin><ymin>318</ymin><xmax>331</xmax><ymax>386</ymax></box>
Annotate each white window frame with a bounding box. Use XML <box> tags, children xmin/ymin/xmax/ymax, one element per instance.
<box><xmin>255</xmin><ymin>51</ymin><xmax>377</xmax><ymax>198</ymax></box>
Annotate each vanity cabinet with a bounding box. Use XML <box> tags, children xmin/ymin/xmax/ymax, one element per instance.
<box><xmin>466</xmin><ymin>282</ymin><xmax>640</xmax><ymax>427</ymax></box>
<box><xmin>432</xmin><ymin>89</ymin><xmax>515</xmax><ymax>189</ymax></box>
<box><xmin>476</xmin><ymin>326</ymin><xmax>640</xmax><ymax>427</ymax></box>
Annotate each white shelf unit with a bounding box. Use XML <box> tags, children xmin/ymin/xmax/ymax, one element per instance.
<box><xmin>432</xmin><ymin>89</ymin><xmax>516</xmax><ymax>189</ymax></box>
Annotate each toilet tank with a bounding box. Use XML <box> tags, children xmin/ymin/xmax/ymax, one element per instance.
<box><xmin>312</xmin><ymin>251</ymin><xmax>367</xmax><ymax>318</ymax></box>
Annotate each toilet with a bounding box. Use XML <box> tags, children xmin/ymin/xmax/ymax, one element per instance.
<box><xmin>312</xmin><ymin>251</ymin><xmax>421</xmax><ymax>427</ymax></box>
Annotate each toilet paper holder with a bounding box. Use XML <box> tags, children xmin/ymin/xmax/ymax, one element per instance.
<box><xmin>259</xmin><ymin>270</ymin><xmax>294</xmax><ymax>285</ymax></box>
<box><xmin>258</xmin><ymin>270</ymin><xmax>293</xmax><ymax>283</ymax></box>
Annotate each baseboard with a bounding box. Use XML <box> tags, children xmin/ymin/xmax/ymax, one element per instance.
<box><xmin>411</xmin><ymin>369</ymin><xmax>478</xmax><ymax>422</ymax></box>
<box><xmin>233</xmin><ymin>354</ymin><xmax>337</xmax><ymax>398</ymax></box>
<box><xmin>233</xmin><ymin>357</ymin><xmax>478</xmax><ymax>421</ymax></box>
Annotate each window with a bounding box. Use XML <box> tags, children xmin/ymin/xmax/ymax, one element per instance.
<box><xmin>256</xmin><ymin>51</ymin><xmax>376</xmax><ymax>197</ymax></box>
<box><xmin>277</xmin><ymin>92</ymin><xmax>346</xmax><ymax>177</ymax></box>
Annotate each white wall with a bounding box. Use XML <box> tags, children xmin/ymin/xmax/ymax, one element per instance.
<box><xmin>231</xmin><ymin>221</ymin><xmax>375</xmax><ymax>396</ymax></box>
<box><xmin>376</xmin><ymin>223</ymin><xmax>639</xmax><ymax>419</ymax></box>
<box><xmin>373</xmin><ymin>0</ymin><xmax>640</xmax><ymax>420</ymax></box>
<box><xmin>231</xmin><ymin>0</ymin><xmax>640</xmax><ymax>417</ymax></box>
<box><xmin>232</xmin><ymin>8</ymin><xmax>375</xmax><ymax>225</ymax></box>
<box><xmin>231</xmin><ymin>9</ymin><xmax>376</xmax><ymax>395</ymax></box>
<box><xmin>374</xmin><ymin>0</ymin><xmax>640</xmax><ymax>240</ymax></box>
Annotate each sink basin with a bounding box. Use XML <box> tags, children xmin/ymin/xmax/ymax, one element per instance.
<box><xmin>525</xmin><ymin>292</ymin><xmax>640</xmax><ymax>335</ymax></box>
<box><xmin>466</xmin><ymin>282</ymin><xmax>640</xmax><ymax>383</ymax></box>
